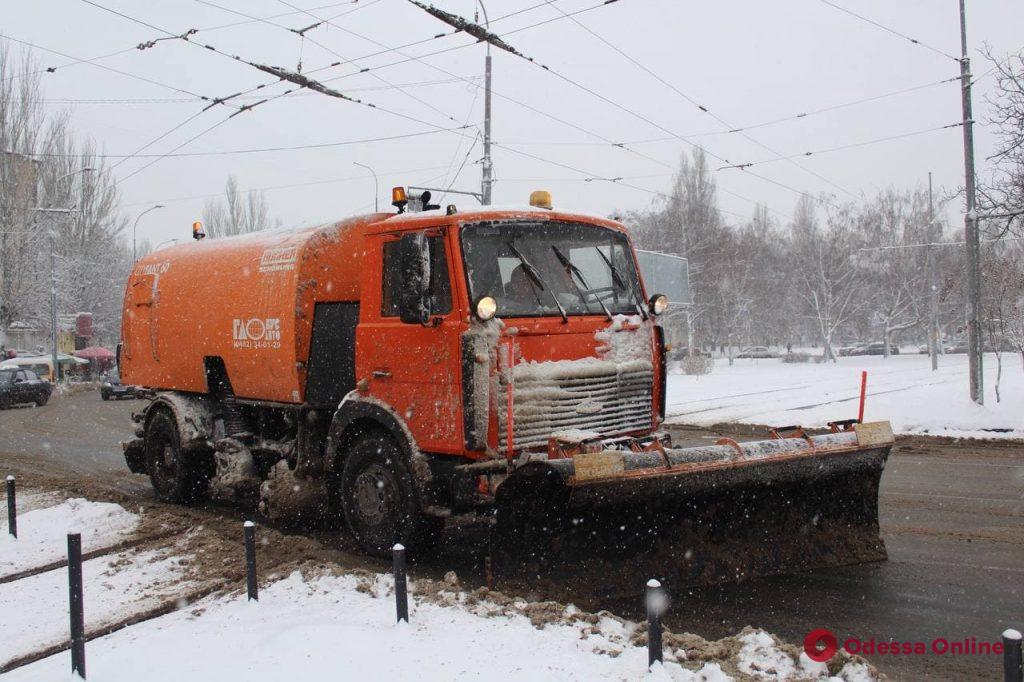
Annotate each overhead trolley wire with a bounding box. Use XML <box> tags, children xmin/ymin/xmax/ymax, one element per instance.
<box><xmin>546</xmin><ymin>2</ymin><xmax>863</xmax><ymax>199</ymax></box>
<box><xmin>816</xmin><ymin>0</ymin><xmax>961</xmax><ymax>64</ymax></box>
<box><xmin>408</xmin><ymin>2</ymin><xmax>843</xmax><ymax>210</ymax></box>
<box><xmin>717</xmin><ymin>121</ymin><xmax>966</xmax><ymax>171</ymax></box>
<box><xmin>195</xmin><ymin>0</ymin><xmax>461</xmax><ymax>126</ymax></box>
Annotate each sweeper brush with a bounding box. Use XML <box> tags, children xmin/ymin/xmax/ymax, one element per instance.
<box><xmin>492</xmin><ymin>421</ymin><xmax>893</xmax><ymax>591</ymax></box>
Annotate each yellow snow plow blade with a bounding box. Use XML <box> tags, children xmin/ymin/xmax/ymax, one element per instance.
<box><xmin>493</xmin><ymin>422</ymin><xmax>893</xmax><ymax>590</ymax></box>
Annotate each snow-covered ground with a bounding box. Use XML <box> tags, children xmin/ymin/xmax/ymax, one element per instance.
<box><xmin>0</xmin><ymin>496</ymin><xmax>881</xmax><ymax>680</ymax></box>
<box><xmin>0</xmin><ymin>548</ymin><xmax>191</xmax><ymax>668</ymax></box>
<box><xmin>0</xmin><ymin>498</ymin><xmax>139</xmax><ymax>578</ymax></box>
<box><xmin>4</xmin><ymin>569</ymin><xmax>876</xmax><ymax>682</ymax></box>
<box><xmin>667</xmin><ymin>352</ymin><xmax>1023</xmax><ymax>439</ymax></box>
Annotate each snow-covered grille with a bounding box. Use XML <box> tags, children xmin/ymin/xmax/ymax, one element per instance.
<box><xmin>498</xmin><ymin>359</ymin><xmax>654</xmax><ymax>451</ymax></box>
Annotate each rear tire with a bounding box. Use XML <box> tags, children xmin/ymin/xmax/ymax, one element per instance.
<box><xmin>101</xmin><ymin>392</ymin><xmax>110</xmax><ymax>401</ymax></box>
<box><xmin>34</xmin><ymin>395</ymin><xmax>48</xmax><ymax>407</ymax></box>
<box><xmin>337</xmin><ymin>432</ymin><xmax>434</xmax><ymax>557</ymax></box>
<box><xmin>144</xmin><ymin>408</ymin><xmax>208</xmax><ymax>504</ymax></box>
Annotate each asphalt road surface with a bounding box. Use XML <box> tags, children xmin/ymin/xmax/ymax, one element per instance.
<box><xmin>1</xmin><ymin>391</ymin><xmax>1021</xmax><ymax>680</ymax></box>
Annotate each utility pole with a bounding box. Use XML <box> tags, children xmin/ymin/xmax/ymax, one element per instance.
<box><xmin>927</xmin><ymin>172</ymin><xmax>940</xmax><ymax>371</ymax></box>
<box><xmin>478</xmin><ymin>1</ymin><xmax>494</xmax><ymax>206</ymax></box>
<box><xmin>959</xmin><ymin>0</ymin><xmax>983</xmax><ymax>404</ymax></box>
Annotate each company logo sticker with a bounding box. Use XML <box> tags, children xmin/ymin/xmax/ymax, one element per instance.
<box><xmin>259</xmin><ymin>246</ymin><xmax>298</xmax><ymax>273</ymax></box>
<box><xmin>133</xmin><ymin>261</ymin><xmax>171</xmax><ymax>276</ymax></box>
<box><xmin>804</xmin><ymin>629</ymin><xmax>838</xmax><ymax>662</ymax></box>
<box><xmin>803</xmin><ymin>628</ymin><xmax>1009</xmax><ymax>661</ymax></box>
<box><xmin>232</xmin><ymin>318</ymin><xmax>282</xmax><ymax>349</ymax></box>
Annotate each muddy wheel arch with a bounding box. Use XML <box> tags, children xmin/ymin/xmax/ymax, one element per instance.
<box><xmin>325</xmin><ymin>397</ymin><xmax>432</xmax><ymax>502</ymax></box>
<box><xmin>144</xmin><ymin>392</ymin><xmax>217</xmax><ymax>448</ymax></box>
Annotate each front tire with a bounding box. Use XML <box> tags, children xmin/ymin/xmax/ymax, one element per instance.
<box><xmin>337</xmin><ymin>432</ymin><xmax>433</xmax><ymax>557</ymax></box>
<box><xmin>144</xmin><ymin>408</ymin><xmax>208</xmax><ymax>504</ymax></box>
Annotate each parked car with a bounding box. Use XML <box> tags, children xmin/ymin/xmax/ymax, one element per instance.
<box><xmin>839</xmin><ymin>344</ymin><xmax>866</xmax><ymax>356</ymax></box>
<box><xmin>0</xmin><ymin>368</ymin><xmax>53</xmax><ymax>408</ymax></box>
<box><xmin>737</xmin><ymin>346</ymin><xmax>777</xmax><ymax>359</ymax></box>
<box><xmin>100</xmin><ymin>371</ymin><xmax>137</xmax><ymax>400</ymax></box>
<box><xmin>863</xmin><ymin>342</ymin><xmax>900</xmax><ymax>356</ymax></box>
<box><xmin>946</xmin><ymin>340</ymin><xmax>969</xmax><ymax>353</ymax></box>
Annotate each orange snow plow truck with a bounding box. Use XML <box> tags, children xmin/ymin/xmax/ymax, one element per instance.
<box><xmin>120</xmin><ymin>189</ymin><xmax>893</xmax><ymax>586</ymax></box>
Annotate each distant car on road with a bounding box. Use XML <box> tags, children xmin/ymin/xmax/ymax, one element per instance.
<box><xmin>946</xmin><ymin>340</ymin><xmax>969</xmax><ymax>353</ymax></box>
<box><xmin>100</xmin><ymin>371</ymin><xmax>138</xmax><ymax>400</ymax></box>
<box><xmin>863</xmin><ymin>342</ymin><xmax>900</xmax><ymax>356</ymax></box>
<box><xmin>0</xmin><ymin>368</ymin><xmax>53</xmax><ymax>408</ymax></box>
<box><xmin>839</xmin><ymin>343</ymin><xmax>866</xmax><ymax>356</ymax></box>
<box><xmin>737</xmin><ymin>346</ymin><xmax>777</xmax><ymax>359</ymax></box>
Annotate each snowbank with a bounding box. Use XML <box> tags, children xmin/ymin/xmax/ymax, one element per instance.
<box><xmin>6</xmin><ymin>568</ymin><xmax>878</xmax><ymax>681</ymax></box>
<box><xmin>0</xmin><ymin>498</ymin><xmax>139</xmax><ymax>578</ymax></box>
<box><xmin>667</xmin><ymin>353</ymin><xmax>1023</xmax><ymax>439</ymax></box>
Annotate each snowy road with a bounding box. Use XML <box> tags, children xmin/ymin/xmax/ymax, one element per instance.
<box><xmin>1</xmin><ymin>390</ymin><xmax>1021</xmax><ymax>679</ymax></box>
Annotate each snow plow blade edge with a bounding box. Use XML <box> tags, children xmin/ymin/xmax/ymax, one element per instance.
<box><xmin>493</xmin><ymin>423</ymin><xmax>892</xmax><ymax>591</ymax></box>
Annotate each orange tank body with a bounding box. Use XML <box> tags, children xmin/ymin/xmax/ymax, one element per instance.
<box><xmin>120</xmin><ymin>214</ymin><xmax>388</xmax><ymax>404</ymax></box>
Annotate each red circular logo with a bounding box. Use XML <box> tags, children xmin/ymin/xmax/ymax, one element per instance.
<box><xmin>804</xmin><ymin>628</ymin><xmax>838</xmax><ymax>662</ymax></box>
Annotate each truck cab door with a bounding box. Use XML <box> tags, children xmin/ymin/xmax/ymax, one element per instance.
<box><xmin>357</xmin><ymin>228</ymin><xmax>465</xmax><ymax>454</ymax></box>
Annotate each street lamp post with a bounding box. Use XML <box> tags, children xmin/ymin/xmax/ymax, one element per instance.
<box><xmin>34</xmin><ymin>167</ymin><xmax>94</xmax><ymax>382</ymax></box>
<box><xmin>132</xmin><ymin>205</ymin><xmax>165</xmax><ymax>262</ymax></box>
<box><xmin>354</xmin><ymin>162</ymin><xmax>379</xmax><ymax>212</ymax></box>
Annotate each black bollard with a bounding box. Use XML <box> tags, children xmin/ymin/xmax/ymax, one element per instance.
<box><xmin>1005</xmin><ymin>628</ymin><xmax>1023</xmax><ymax>682</ymax></box>
<box><xmin>6</xmin><ymin>476</ymin><xmax>15</xmax><ymax>538</ymax></box>
<box><xmin>393</xmin><ymin>543</ymin><xmax>408</xmax><ymax>623</ymax></box>
<box><xmin>244</xmin><ymin>521</ymin><xmax>258</xmax><ymax>601</ymax></box>
<box><xmin>646</xmin><ymin>578</ymin><xmax>665</xmax><ymax>667</ymax></box>
<box><xmin>68</xmin><ymin>533</ymin><xmax>86</xmax><ymax>679</ymax></box>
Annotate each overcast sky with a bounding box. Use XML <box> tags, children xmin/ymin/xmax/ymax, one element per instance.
<box><xmin>4</xmin><ymin>0</ymin><xmax>1022</xmax><ymax>247</ymax></box>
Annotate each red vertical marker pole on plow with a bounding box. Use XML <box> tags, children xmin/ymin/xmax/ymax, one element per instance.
<box><xmin>858</xmin><ymin>371</ymin><xmax>868</xmax><ymax>423</ymax></box>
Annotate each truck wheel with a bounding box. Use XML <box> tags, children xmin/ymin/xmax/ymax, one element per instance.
<box><xmin>144</xmin><ymin>408</ymin><xmax>207</xmax><ymax>504</ymax></box>
<box><xmin>338</xmin><ymin>432</ymin><xmax>433</xmax><ymax>557</ymax></box>
<box><xmin>101</xmin><ymin>392</ymin><xmax>110</xmax><ymax>401</ymax></box>
<box><xmin>34</xmin><ymin>395</ymin><xmax>49</xmax><ymax>407</ymax></box>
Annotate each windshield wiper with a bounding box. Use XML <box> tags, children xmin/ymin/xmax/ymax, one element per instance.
<box><xmin>551</xmin><ymin>245</ymin><xmax>612</xmax><ymax>320</ymax></box>
<box><xmin>506</xmin><ymin>241</ymin><xmax>568</xmax><ymax>323</ymax></box>
<box><xmin>594</xmin><ymin>246</ymin><xmax>648</xmax><ymax>320</ymax></box>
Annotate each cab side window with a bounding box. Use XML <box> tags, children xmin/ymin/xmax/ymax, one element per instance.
<box><xmin>381</xmin><ymin>235</ymin><xmax>452</xmax><ymax>317</ymax></box>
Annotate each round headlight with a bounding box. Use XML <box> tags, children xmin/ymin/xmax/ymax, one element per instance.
<box><xmin>474</xmin><ymin>295</ymin><xmax>497</xmax><ymax>321</ymax></box>
<box><xmin>649</xmin><ymin>293</ymin><xmax>668</xmax><ymax>316</ymax></box>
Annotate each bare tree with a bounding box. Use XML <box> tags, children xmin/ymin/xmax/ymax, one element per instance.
<box><xmin>858</xmin><ymin>189</ymin><xmax>929</xmax><ymax>357</ymax></box>
<box><xmin>791</xmin><ymin>196</ymin><xmax>864</xmax><ymax>361</ymax></box>
<box><xmin>980</xmin><ymin>48</ymin><xmax>1024</xmax><ymax>238</ymax></box>
<box><xmin>202</xmin><ymin>175</ymin><xmax>281</xmax><ymax>238</ymax></box>
<box><xmin>1</xmin><ymin>42</ymin><xmax>129</xmax><ymax>348</ymax></box>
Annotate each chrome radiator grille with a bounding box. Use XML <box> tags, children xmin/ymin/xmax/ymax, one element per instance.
<box><xmin>497</xmin><ymin>359</ymin><xmax>654</xmax><ymax>451</ymax></box>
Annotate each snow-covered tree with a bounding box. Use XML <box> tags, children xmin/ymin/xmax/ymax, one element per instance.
<box><xmin>202</xmin><ymin>175</ymin><xmax>281</xmax><ymax>239</ymax></box>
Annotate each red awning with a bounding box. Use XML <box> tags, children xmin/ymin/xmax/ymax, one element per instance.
<box><xmin>73</xmin><ymin>346</ymin><xmax>115</xmax><ymax>360</ymax></box>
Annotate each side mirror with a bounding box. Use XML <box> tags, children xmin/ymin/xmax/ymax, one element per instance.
<box><xmin>397</xmin><ymin>232</ymin><xmax>431</xmax><ymax>325</ymax></box>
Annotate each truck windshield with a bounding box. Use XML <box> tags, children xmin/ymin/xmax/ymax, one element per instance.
<box><xmin>461</xmin><ymin>221</ymin><xmax>643</xmax><ymax>318</ymax></box>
